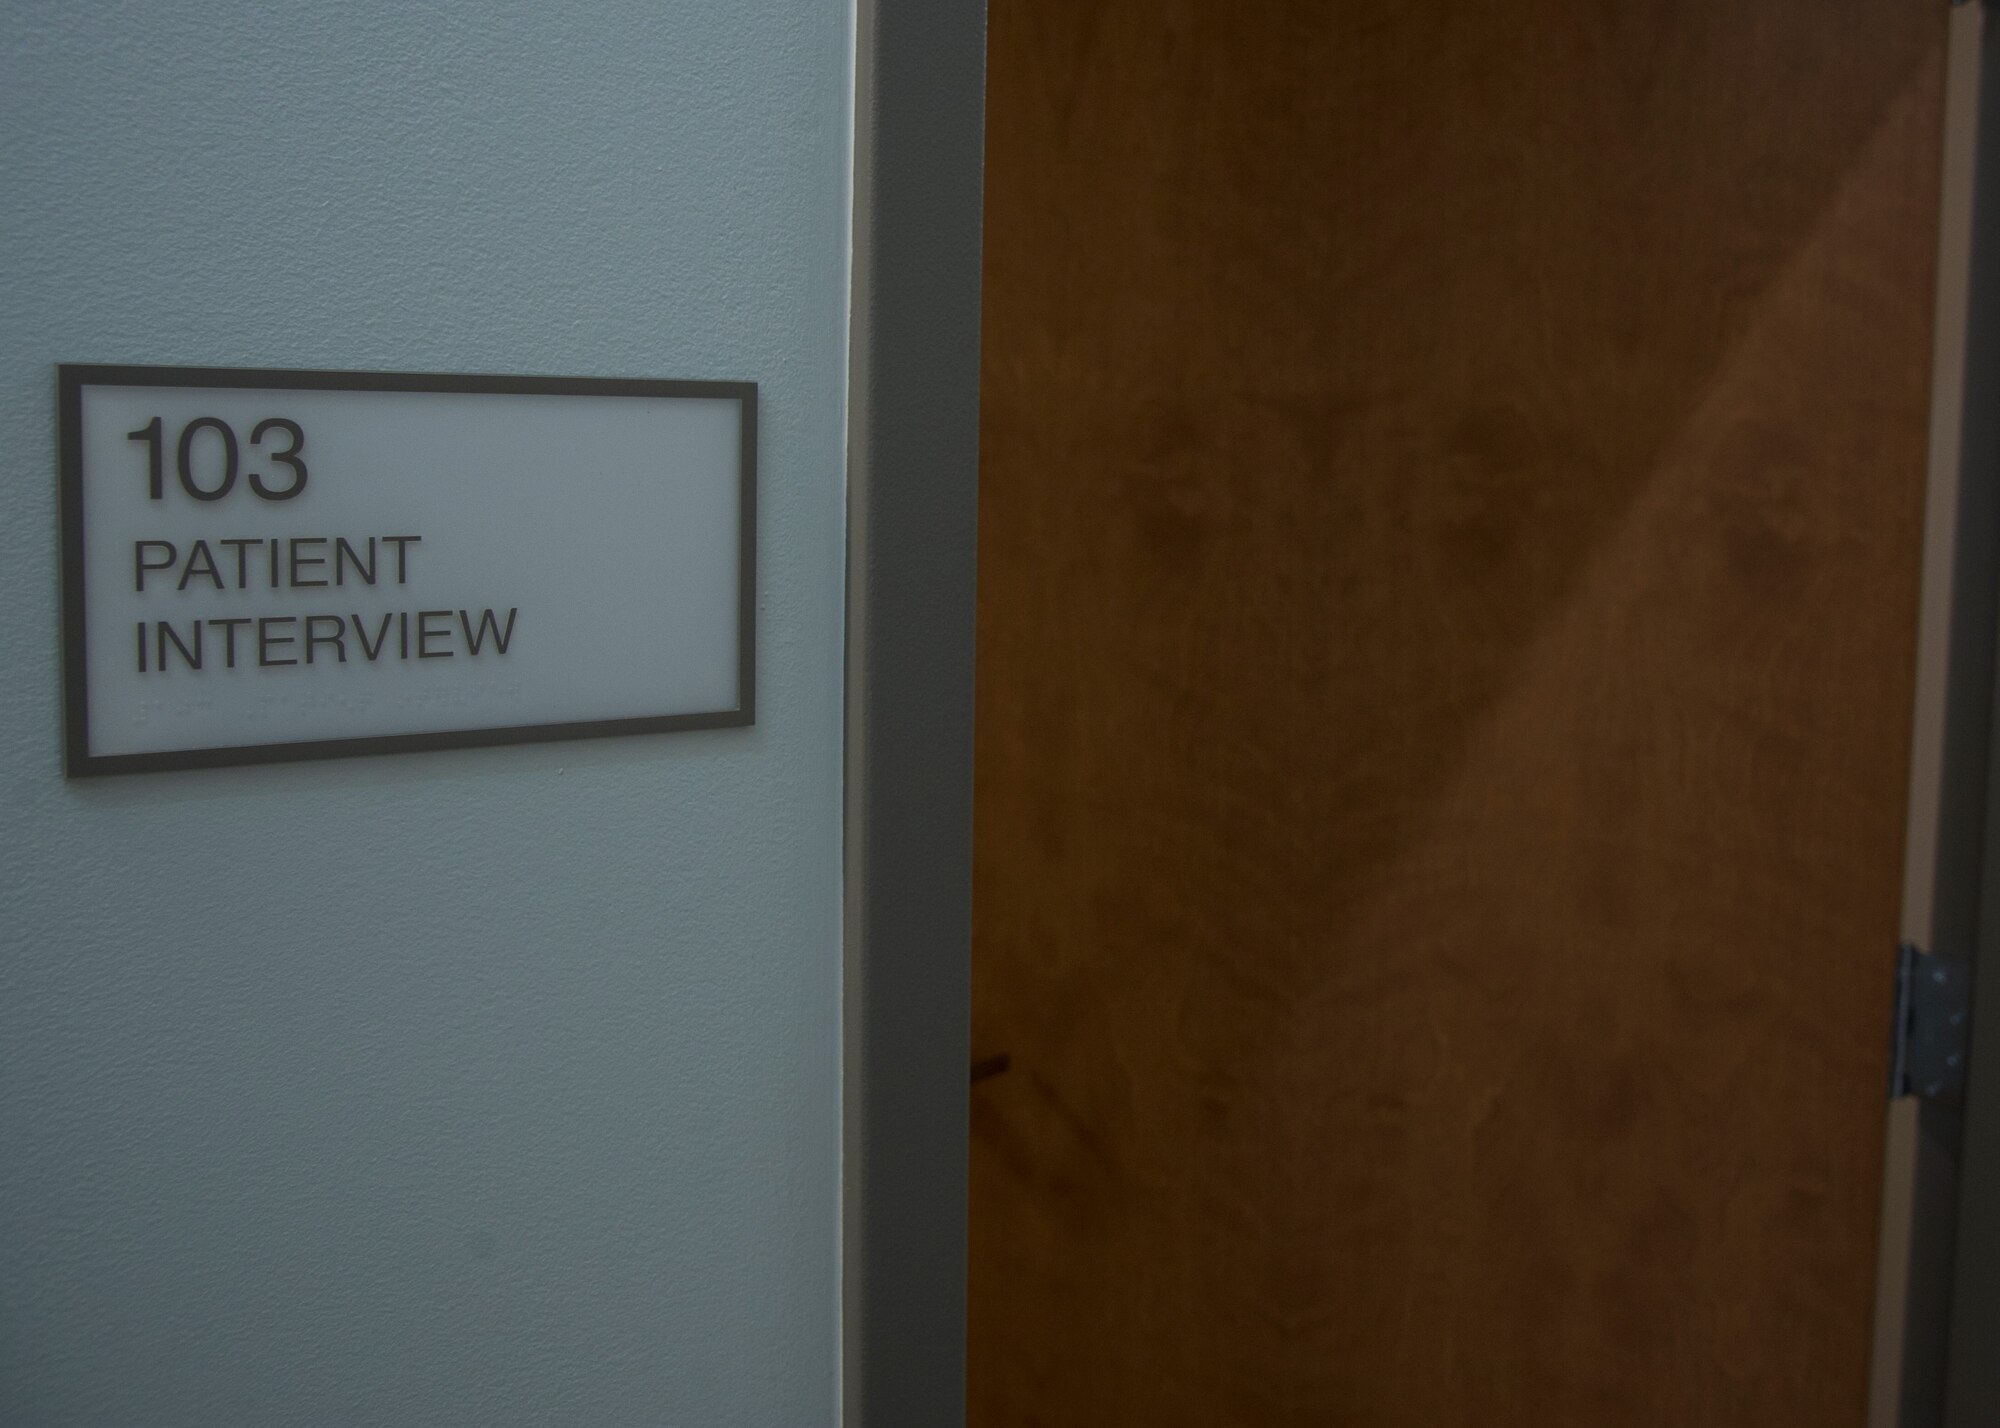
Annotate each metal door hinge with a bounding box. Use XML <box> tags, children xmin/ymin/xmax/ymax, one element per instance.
<box><xmin>1891</xmin><ymin>943</ymin><xmax>1973</xmax><ymax>1103</ymax></box>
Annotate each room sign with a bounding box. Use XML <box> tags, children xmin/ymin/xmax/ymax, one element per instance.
<box><xmin>57</xmin><ymin>365</ymin><xmax>756</xmax><ymax>776</ymax></box>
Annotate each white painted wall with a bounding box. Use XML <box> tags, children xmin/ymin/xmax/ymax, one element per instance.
<box><xmin>0</xmin><ymin>3</ymin><xmax>852</xmax><ymax>1423</ymax></box>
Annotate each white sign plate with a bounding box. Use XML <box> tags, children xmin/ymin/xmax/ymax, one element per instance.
<box><xmin>58</xmin><ymin>366</ymin><xmax>755</xmax><ymax>775</ymax></box>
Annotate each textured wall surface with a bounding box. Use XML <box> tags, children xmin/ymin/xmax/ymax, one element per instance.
<box><xmin>0</xmin><ymin>4</ymin><xmax>851</xmax><ymax>1424</ymax></box>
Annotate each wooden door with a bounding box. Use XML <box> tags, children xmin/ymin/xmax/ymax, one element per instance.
<box><xmin>969</xmin><ymin>3</ymin><xmax>1947</xmax><ymax>1424</ymax></box>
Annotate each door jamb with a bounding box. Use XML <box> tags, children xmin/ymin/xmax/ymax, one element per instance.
<box><xmin>1871</xmin><ymin>5</ymin><xmax>2000</xmax><ymax>1424</ymax></box>
<box><xmin>841</xmin><ymin>2</ymin><xmax>988</xmax><ymax>1424</ymax></box>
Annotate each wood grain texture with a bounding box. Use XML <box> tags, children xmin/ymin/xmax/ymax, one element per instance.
<box><xmin>969</xmin><ymin>3</ymin><xmax>1947</xmax><ymax>1424</ymax></box>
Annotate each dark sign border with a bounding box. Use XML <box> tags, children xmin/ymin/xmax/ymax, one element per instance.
<box><xmin>57</xmin><ymin>364</ymin><xmax>757</xmax><ymax>777</ymax></box>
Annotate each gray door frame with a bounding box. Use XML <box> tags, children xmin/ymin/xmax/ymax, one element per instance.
<box><xmin>1872</xmin><ymin>5</ymin><xmax>2000</xmax><ymax>1425</ymax></box>
<box><xmin>841</xmin><ymin>1</ymin><xmax>988</xmax><ymax>1424</ymax></box>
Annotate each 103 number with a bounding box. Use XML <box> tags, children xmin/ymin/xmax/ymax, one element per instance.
<box><xmin>127</xmin><ymin>416</ymin><xmax>308</xmax><ymax>502</ymax></box>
